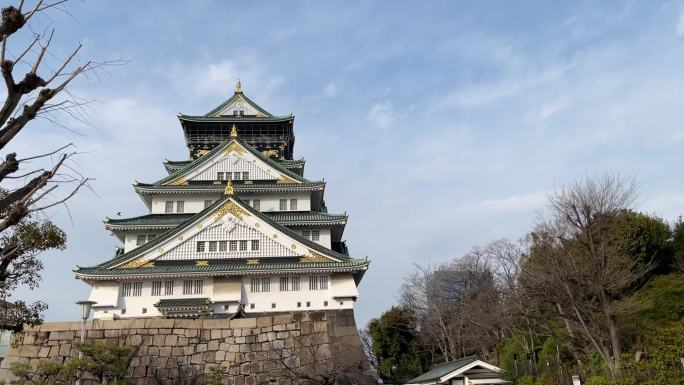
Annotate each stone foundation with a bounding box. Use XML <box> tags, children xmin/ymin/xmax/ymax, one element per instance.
<box><xmin>0</xmin><ymin>310</ymin><xmax>376</xmax><ymax>385</ymax></box>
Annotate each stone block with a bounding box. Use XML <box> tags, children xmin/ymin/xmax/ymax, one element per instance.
<box><xmin>221</xmin><ymin>329</ymin><xmax>232</xmax><ymax>338</ymax></box>
<box><xmin>164</xmin><ymin>335</ymin><xmax>178</xmax><ymax>346</ymax></box>
<box><xmin>144</xmin><ymin>318</ymin><xmax>174</xmax><ymax>329</ymax></box>
<box><xmin>230</xmin><ymin>318</ymin><xmax>256</xmax><ymax>329</ymax></box>
<box><xmin>240</xmin><ymin>362</ymin><xmax>251</xmax><ymax>375</ymax></box>
<box><xmin>184</xmin><ymin>328</ymin><xmax>198</xmax><ymax>338</ymax></box>
<box><xmin>183</xmin><ymin>346</ymin><xmax>195</xmax><ymax>355</ymax></box>
<box><xmin>48</xmin><ymin>331</ymin><xmax>74</xmax><ymax>340</ymax></box>
<box><xmin>215</xmin><ymin>350</ymin><xmax>226</xmax><ymax>361</ymax></box>
<box><xmin>256</xmin><ymin>317</ymin><xmax>272</xmax><ymax>328</ymax></box>
<box><xmin>58</xmin><ymin>343</ymin><xmax>71</xmax><ymax>357</ymax></box>
<box><xmin>39</xmin><ymin>322</ymin><xmax>73</xmax><ymax>332</ymax></box>
<box><xmin>273</xmin><ymin>324</ymin><xmax>286</xmax><ymax>332</ymax></box>
<box><xmin>190</xmin><ymin>353</ymin><xmax>203</xmax><ymax>365</ymax></box>
<box><xmin>104</xmin><ymin>329</ymin><xmax>119</xmax><ymax>338</ymax></box>
<box><xmin>37</xmin><ymin>346</ymin><xmax>50</xmax><ymax>358</ymax></box>
<box><xmin>197</xmin><ymin>343</ymin><xmax>208</xmax><ymax>353</ymax></box>
<box><xmin>158</xmin><ymin>328</ymin><xmax>172</xmax><ymax>334</ymax></box>
<box><xmin>148</xmin><ymin>346</ymin><xmax>159</xmax><ymax>356</ymax></box>
<box><xmin>203</xmin><ymin>319</ymin><xmax>229</xmax><ymax>329</ymax></box>
<box><xmin>159</xmin><ymin>346</ymin><xmax>171</xmax><ymax>357</ymax></box>
<box><xmin>177</xmin><ymin>336</ymin><xmax>189</xmax><ymax>346</ymax></box>
<box><xmin>314</xmin><ymin>321</ymin><xmax>328</xmax><ymax>333</ymax></box>
<box><xmin>208</xmin><ymin>339</ymin><xmax>219</xmax><ymax>351</ymax></box>
<box><xmin>245</xmin><ymin>375</ymin><xmax>256</xmax><ymax>385</ymax></box>
<box><xmin>272</xmin><ymin>314</ymin><xmax>292</xmax><ymax>325</ymax></box>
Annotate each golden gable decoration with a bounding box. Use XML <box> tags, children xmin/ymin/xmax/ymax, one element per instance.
<box><xmin>214</xmin><ymin>200</ymin><xmax>247</xmax><ymax>221</ymax></box>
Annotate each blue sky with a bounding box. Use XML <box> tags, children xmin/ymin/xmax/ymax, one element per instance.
<box><xmin>8</xmin><ymin>0</ymin><xmax>684</xmax><ymax>327</ymax></box>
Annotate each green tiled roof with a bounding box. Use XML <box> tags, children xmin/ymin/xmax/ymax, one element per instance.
<box><xmin>203</xmin><ymin>92</ymin><xmax>274</xmax><ymax>118</ymax></box>
<box><xmin>75</xmin><ymin>259</ymin><xmax>369</xmax><ymax>279</ymax></box>
<box><xmin>105</xmin><ymin>211</ymin><xmax>346</xmax><ymax>231</ymax></box>
<box><xmin>407</xmin><ymin>357</ymin><xmax>478</xmax><ymax>384</ymax></box>
<box><xmin>179</xmin><ymin>115</ymin><xmax>292</xmax><ymax>123</ymax></box>
<box><xmin>155</xmin><ymin>298</ymin><xmax>212</xmax><ymax>308</ymax></box>
<box><xmin>105</xmin><ymin>214</ymin><xmax>193</xmax><ymax>229</ymax></box>
<box><xmin>163</xmin><ymin>158</ymin><xmax>305</xmax><ymax>175</ymax></box>
<box><xmin>78</xmin><ymin>196</ymin><xmax>356</xmax><ymax>275</ymax></box>
<box><xmin>152</xmin><ymin>136</ymin><xmax>307</xmax><ymax>186</ymax></box>
<box><xmin>134</xmin><ymin>181</ymin><xmax>325</xmax><ymax>195</ymax></box>
<box><xmin>265</xmin><ymin>211</ymin><xmax>347</xmax><ymax>225</ymax></box>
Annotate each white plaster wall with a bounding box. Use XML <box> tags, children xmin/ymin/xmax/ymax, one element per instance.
<box><xmin>90</xmin><ymin>274</ymin><xmax>356</xmax><ymax>319</ymax></box>
<box><xmin>296</xmin><ymin>228</ymin><xmax>331</xmax><ymax>248</ymax></box>
<box><xmin>123</xmin><ymin>231</ymin><xmax>168</xmax><ymax>253</ymax></box>
<box><xmin>149</xmin><ymin>193</ymin><xmax>311</xmax><ymax>214</ymax></box>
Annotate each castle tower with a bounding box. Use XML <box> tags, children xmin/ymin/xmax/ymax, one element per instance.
<box><xmin>76</xmin><ymin>83</ymin><xmax>369</xmax><ymax>319</ymax></box>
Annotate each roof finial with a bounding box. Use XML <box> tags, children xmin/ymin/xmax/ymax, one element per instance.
<box><xmin>235</xmin><ymin>79</ymin><xmax>242</xmax><ymax>93</ymax></box>
<box><xmin>230</xmin><ymin>124</ymin><xmax>238</xmax><ymax>138</ymax></box>
<box><xmin>224</xmin><ymin>179</ymin><xmax>234</xmax><ymax>196</ymax></box>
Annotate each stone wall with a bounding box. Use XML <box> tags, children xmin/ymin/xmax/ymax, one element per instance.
<box><xmin>0</xmin><ymin>310</ymin><xmax>376</xmax><ymax>385</ymax></box>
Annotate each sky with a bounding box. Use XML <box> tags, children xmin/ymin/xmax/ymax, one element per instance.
<box><xmin>6</xmin><ymin>0</ymin><xmax>684</xmax><ymax>328</ymax></box>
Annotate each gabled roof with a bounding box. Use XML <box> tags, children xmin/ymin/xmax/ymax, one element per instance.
<box><xmin>133</xmin><ymin>181</ymin><xmax>325</xmax><ymax>196</ymax></box>
<box><xmin>76</xmin><ymin>196</ymin><xmax>363</xmax><ymax>278</ymax></box>
<box><xmin>152</xmin><ymin>134</ymin><xmax>307</xmax><ymax>187</ymax></box>
<box><xmin>205</xmin><ymin>90</ymin><xmax>274</xmax><ymax>117</ymax></box>
<box><xmin>407</xmin><ymin>357</ymin><xmax>505</xmax><ymax>385</ymax></box>
<box><xmin>105</xmin><ymin>211</ymin><xmax>347</xmax><ymax>231</ymax></box>
<box><xmin>163</xmin><ymin>158</ymin><xmax>305</xmax><ymax>175</ymax></box>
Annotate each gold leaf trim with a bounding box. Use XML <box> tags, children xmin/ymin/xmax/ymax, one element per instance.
<box><xmin>299</xmin><ymin>252</ymin><xmax>331</xmax><ymax>263</ymax></box>
<box><xmin>246</xmin><ymin>259</ymin><xmax>260</xmax><ymax>265</ymax></box>
<box><xmin>196</xmin><ymin>260</ymin><xmax>209</xmax><ymax>266</ymax></box>
<box><xmin>224</xmin><ymin>142</ymin><xmax>246</xmax><ymax>155</ymax></box>
<box><xmin>167</xmin><ymin>177</ymin><xmax>188</xmax><ymax>186</ymax></box>
<box><xmin>276</xmin><ymin>175</ymin><xmax>298</xmax><ymax>184</ymax></box>
<box><xmin>119</xmin><ymin>258</ymin><xmax>148</xmax><ymax>269</ymax></box>
<box><xmin>214</xmin><ymin>200</ymin><xmax>247</xmax><ymax>221</ymax></box>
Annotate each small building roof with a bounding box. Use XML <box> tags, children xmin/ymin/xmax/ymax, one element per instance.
<box><xmin>407</xmin><ymin>357</ymin><xmax>507</xmax><ymax>385</ymax></box>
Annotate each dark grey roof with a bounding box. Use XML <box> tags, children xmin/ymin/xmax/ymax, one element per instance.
<box><xmin>407</xmin><ymin>357</ymin><xmax>478</xmax><ymax>384</ymax></box>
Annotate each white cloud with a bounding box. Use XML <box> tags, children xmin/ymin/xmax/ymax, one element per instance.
<box><xmin>367</xmin><ymin>101</ymin><xmax>396</xmax><ymax>129</ymax></box>
<box><xmin>524</xmin><ymin>97</ymin><xmax>572</xmax><ymax>123</ymax></box>
<box><xmin>323</xmin><ymin>82</ymin><xmax>338</xmax><ymax>98</ymax></box>
<box><xmin>677</xmin><ymin>11</ymin><xmax>684</xmax><ymax>37</ymax></box>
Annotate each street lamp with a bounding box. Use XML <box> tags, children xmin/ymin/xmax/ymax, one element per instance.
<box><xmin>75</xmin><ymin>300</ymin><xmax>96</xmax><ymax>385</ymax></box>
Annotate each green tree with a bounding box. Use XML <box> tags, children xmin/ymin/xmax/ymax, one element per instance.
<box><xmin>608</xmin><ymin>210</ymin><xmax>672</xmax><ymax>276</ymax></box>
<box><xmin>367</xmin><ymin>306</ymin><xmax>429</xmax><ymax>384</ymax></box>
<box><xmin>9</xmin><ymin>341</ymin><xmax>133</xmax><ymax>385</ymax></box>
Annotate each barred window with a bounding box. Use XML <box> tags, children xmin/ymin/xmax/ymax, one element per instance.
<box><xmin>219</xmin><ymin>241</ymin><xmax>228</xmax><ymax>252</ymax></box>
<box><xmin>291</xmin><ymin>276</ymin><xmax>301</xmax><ymax>291</ymax></box>
<box><xmin>183</xmin><ymin>280</ymin><xmax>193</xmax><ymax>295</ymax></box>
<box><xmin>290</xmin><ymin>199</ymin><xmax>297</xmax><ymax>210</ymax></box>
<box><xmin>242</xmin><ymin>172</ymin><xmax>249</xmax><ymax>180</ymax></box>
<box><xmin>165</xmin><ymin>201</ymin><xmax>174</xmax><ymax>213</ymax></box>
<box><xmin>251</xmin><ymin>240</ymin><xmax>259</xmax><ymax>251</ymax></box>
<box><xmin>239</xmin><ymin>240</ymin><xmax>248</xmax><ymax>251</ymax></box>
<box><xmin>164</xmin><ymin>281</ymin><xmax>174</xmax><ymax>295</ymax></box>
<box><xmin>279</xmin><ymin>199</ymin><xmax>287</xmax><ymax>211</ymax></box>
<box><xmin>233</xmin><ymin>172</ymin><xmax>241</xmax><ymax>180</ymax></box>
<box><xmin>217</xmin><ymin>172</ymin><xmax>225</xmax><ymax>180</ymax></box>
<box><xmin>147</xmin><ymin>234</ymin><xmax>157</xmax><ymax>242</ymax></box>
<box><xmin>122</xmin><ymin>281</ymin><xmax>143</xmax><ymax>297</ymax></box>
<box><xmin>122</xmin><ymin>282</ymin><xmax>132</xmax><ymax>297</ymax></box>
<box><xmin>250</xmin><ymin>278</ymin><xmax>260</xmax><ymax>292</ymax></box>
<box><xmin>312</xmin><ymin>230</ymin><xmax>320</xmax><ymax>241</ymax></box>
<box><xmin>302</xmin><ymin>230</ymin><xmax>310</xmax><ymax>239</ymax></box>
<box><xmin>280</xmin><ymin>277</ymin><xmax>289</xmax><ymax>291</ymax></box>
<box><xmin>194</xmin><ymin>280</ymin><xmax>203</xmax><ymax>294</ymax></box>
<box><xmin>229</xmin><ymin>241</ymin><xmax>238</xmax><ymax>251</ymax></box>
<box><xmin>136</xmin><ymin>234</ymin><xmax>146</xmax><ymax>246</ymax></box>
<box><xmin>151</xmin><ymin>281</ymin><xmax>162</xmax><ymax>296</ymax></box>
<box><xmin>176</xmin><ymin>201</ymin><xmax>184</xmax><ymax>213</ymax></box>
<box><xmin>253</xmin><ymin>199</ymin><xmax>260</xmax><ymax>211</ymax></box>
<box><xmin>204</xmin><ymin>200</ymin><xmax>213</xmax><ymax>209</ymax></box>
<box><xmin>309</xmin><ymin>276</ymin><xmax>328</xmax><ymax>291</ymax></box>
<box><xmin>196</xmin><ymin>242</ymin><xmax>205</xmax><ymax>252</ymax></box>
<box><xmin>208</xmin><ymin>241</ymin><xmax>217</xmax><ymax>252</ymax></box>
<box><xmin>226</xmin><ymin>172</ymin><xmax>232</xmax><ymax>181</ymax></box>
<box><xmin>261</xmin><ymin>278</ymin><xmax>271</xmax><ymax>292</ymax></box>
<box><xmin>133</xmin><ymin>282</ymin><xmax>142</xmax><ymax>296</ymax></box>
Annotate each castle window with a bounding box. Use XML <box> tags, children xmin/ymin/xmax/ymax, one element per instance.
<box><xmin>229</xmin><ymin>241</ymin><xmax>238</xmax><ymax>251</ymax></box>
<box><xmin>297</xmin><ymin>302</ymin><xmax>301</xmax><ymax>308</ymax></box>
<box><xmin>183</xmin><ymin>280</ymin><xmax>193</xmax><ymax>295</ymax></box>
<box><xmin>250</xmin><ymin>277</ymin><xmax>270</xmax><ymax>292</ymax></box>
<box><xmin>164</xmin><ymin>281</ymin><xmax>174</xmax><ymax>295</ymax></box>
<box><xmin>309</xmin><ymin>276</ymin><xmax>328</xmax><ymax>291</ymax></box>
<box><xmin>312</xmin><ymin>231</ymin><xmax>320</xmax><ymax>241</ymax></box>
<box><xmin>279</xmin><ymin>276</ymin><xmax>300</xmax><ymax>291</ymax></box>
<box><xmin>271</xmin><ymin>303</ymin><xmax>276</xmax><ymax>309</ymax></box>
<box><xmin>219</xmin><ymin>241</ymin><xmax>227</xmax><ymax>252</ymax></box>
<box><xmin>226</xmin><ymin>173</ymin><xmax>232</xmax><ymax>181</ymax></box>
<box><xmin>196</xmin><ymin>242</ymin><xmax>205</xmax><ymax>252</ymax></box>
<box><xmin>250</xmin><ymin>303</ymin><xmax>255</xmax><ymax>309</ymax></box>
<box><xmin>142</xmin><ymin>308</ymin><xmax>147</xmax><ymax>314</ymax></box>
<box><xmin>136</xmin><ymin>234</ymin><xmax>146</xmax><ymax>246</ymax></box>
<box><xmin>147</xmin><ymin>234</ymin><xmax>157</xmax><ymax>242</ymax></box>
<box><xmin>242</xmin><ymin>172</ymin><xmax>249</xmax><ymax>180</ymax></box>
<box><xmin>122</xmin><ymin>281</ymin><xmax>143</xmax><ymax>297</ymax></box>
<box><xmin>204</xmin><ymin>200</ymin><xmax>213</xmax><ymax>209</ymax></box>
<box><xmin>176</xmin><ymin>201</ymin><xmax>184</xmax><ymax>213</ymax></box>
<box><xmin>253</xmin><ymin>199</ymin><xmax>260</xmax><ymax>211</ymax></box>
<box><xmin>306</xmin><ymin>301</ymin><xmax>311</xmax><ymax>307</ymax></box>
<box><xmin>324</xmin><ymin>301</ymin><xmax>328</xmax><ymax>307</ymax></box>
<box><xmin>290</xmin><ymin>199</ymin><xmax>297</xmax><ymax>210</ymax></box>
<box><xmin>194</xmin><ymin>280</ymin><xmax>203</xmax><ymax>294</ymax></box>
<box><xmin>302</xmin><ymin>230</ymin><xmax>310</xmax><ymax>239</ymax></box>
<box><xmin>280</xmin><ymin>277</ymin><xmax>288</xmax><ymax>291</ymax></box>
<box><xmin>261</xmin><ymin>278</ymin><xmax>271</xmax><ymax>292</ymax></box>
<box><xmin>165</xmin><ymin>201</ymin><xmax>174</xmax><ymax>213</ymax></box>
<box><xmin>244</xmin><ymin>199</ymin><xmax>250</xmax><ymax>206</ymax></box>
<box><xmin>121</xmin><ymin>309</ymin><xmax>126</xmax><ymax>314</ymax></box>
<box><xmin>233</xmin><ymin>172</ymin><xmax>241</xmax><ymax>180</ymax></box>
<box><xmin>217</xmin><ymin>172</ymin><xmax>225</xmax><ymax>180</ymax></box>
<box><xmin>251</xmin><ymin>240</ymin><xmax>259</xmax><ymax>251</ymax></box>
<box><xmin>279</xmin><ymin>199</ymin><xmax>287</xmax><ymax>211</ymax></box>
<box><xmin>208</xmin><ymin>241</ymin><xmax>217</xmax><ymax>252</ymax></box>
<box><xmin>239</xmin><ymin>240</ymin><xmax>248</xmax><ymax>251</ymax></box>
<box><xmin>151</xmin><ymin>281</ymin><xmax>162</xmax><ymax>296</ymax></box>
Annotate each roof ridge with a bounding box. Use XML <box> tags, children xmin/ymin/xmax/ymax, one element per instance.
<box><xmin>150</xmin><ymin>136</ymin><xmax>308</xmax><ymax>186</ymax></box>
<box><xmin>84</xmin><ymin>196</ymin><xmax>352</xmax><ymax>271</ymax></box>
<box><xmin>201</xmin><ymin>92</ymin><xmax>274</xmax><ymax>118</ymax></box>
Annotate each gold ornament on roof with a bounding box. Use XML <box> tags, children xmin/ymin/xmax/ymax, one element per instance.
<box><xmin>224</xmin><ymin>180</ymin><xmax>234</xmax><ymax>196</ymax></box>
<box><xmin>235</xmin><ymin>79</ymin><xmax>242</xmax><ymax>93</ymax></box>
<box><xmin>196</xmin><ymin>260</ymin><xmax>209</xmax><ymax>266</ymax></box>
<box><xmin>214</xmin><ymin>200</ymin><xmax>247</xmax><ymax>221</ymax></box>
<box><xmin>224</xmin><ymin>142</ymin><xmax>246</xmax><ymax>155</ymax></box>
<box><xmin>119</xmin><ymin>258</ymin><xmax>148</xmax><ymax>269</ymax></box>
<box><xmin>277</xmin><ymin>175</ymin><xmax>298</xmax><ymax>184</ymax></box>
<box><xmin>299</xmin><ymin>252</ymin><xmax>331</xmax><ymax>263</ymax></box>
<box><xmin>167</xmin><ymin>177</ymin><xmax>188</xmax><ymax>186</ymax></box>
<box><xmin>230</xmin><ymin>124</ymin><xmax>238</xmax><ymax>138</ymax></box>
<box><xmin>246</xmin><ymin>259</ymin><xmax>260</xmax><ymax>265</ymax></box>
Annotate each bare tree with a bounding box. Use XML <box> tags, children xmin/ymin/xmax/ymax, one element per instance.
<box><xmin>521</xmin><ymin>174</ymin><xmax>647</xmax><ymax>377</ymax></box>
<box><xmin>0</xmin><ymin>0</ymin><xmax>117</xmax><ymax>330</ymax></box>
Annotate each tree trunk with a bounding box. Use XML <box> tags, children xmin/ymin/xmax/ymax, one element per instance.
<box><xmin>601</xmin><ymin>290</ymin><xmax>621</xmax><ymax>377</ymax></box>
